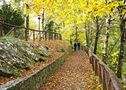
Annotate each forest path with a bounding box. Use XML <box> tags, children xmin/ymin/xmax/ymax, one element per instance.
<box><xmin>39</xmin><ymin>51</ymin><xmax>102</xmax><ymax>90</ymax></box>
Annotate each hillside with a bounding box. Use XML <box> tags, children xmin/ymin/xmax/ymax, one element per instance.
<box><xmin>0</xmin><ymin>37</ymin><xmax>68</xmax><ymax>85</ymax></box>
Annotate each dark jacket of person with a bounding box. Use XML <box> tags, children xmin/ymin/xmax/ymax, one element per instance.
<box><xmin>77</xmin><ymin>42</ymin><xmax>80</xmax><ymax>50</ymax></box>
<box><xmin>74</xmin><ymin>42</ymin><xmax>77</xmax><ymax>51</ymax></box>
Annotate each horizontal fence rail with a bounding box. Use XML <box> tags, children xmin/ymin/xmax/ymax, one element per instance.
<box><xmin>81</xmin><ymin>46</ymin><xmax>124</xmax><ymax>90</ymax></box>
<box><xmin>0</xmin><ymin>21</ymin><xmax>62</xmax><ymax>41</ymax></box>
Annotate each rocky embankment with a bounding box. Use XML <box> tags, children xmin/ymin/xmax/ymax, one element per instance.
<box><xmin>0</xmin><ymin>37</ymin><xmax>51</xmax><ymax>77</ymax></box>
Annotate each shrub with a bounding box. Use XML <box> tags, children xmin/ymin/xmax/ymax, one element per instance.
<box><xmin>0</xmin><ymin>4</ymin><xmax>24</xmax><ymax>35</ymax></box>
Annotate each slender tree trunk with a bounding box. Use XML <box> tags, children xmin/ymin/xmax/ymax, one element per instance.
<box><xmin>103</xmin><ymin>15</ymin><xmax>111</xmax><ymax>64</ymax></box>
<box><xmin>94</xmin><ymin>17</ymin><xmax>100</xmax><ymax>54</ymax></box>
<box><xmin>85</xmin><ymin>22</ymin><xmax>90</xmax><ymax>47</ymax></box>
<box><xmin>86</xmin><ymin>29</ymin><xmax>90</xmax><ymax>47</ymax></box>
<box><xmin>25</xmin><ymin>4</ymin><xmax>29</xmax><ymax>41</ymax></box>
<box><xmin>42</xmin><ymin>8</ymin><xmax>45</xmax><ymax>31</ymax></box>
<box><xmin>75</xmin><ymin>26</ymin><xmax>78</xmax><ymax>42</ymax></box>
<box><xmin>124</xmin><ymin>1</ymin><xmax>126</xmax><ymax>73</ymax></box>
<box><xmin>117</xmin><ymin>19</ymin><xmax>125</xmax><ymax>78</ymax></box>
<box><xmin>117</xmin><ymin>1</ymin><xmax>126</xmax><ymax>78</ymax></box>
<box><xmin>41</xmin><ymin>8</ymin><xmax>45</xmax><ymax>39</ymax></box>
<box><xmin>90</xmin><ymin>26</ymin><xmax>93</xmax><ymax>49</ymax></box>
<box><xmin>38</xmin><ymin>17</ymin><xmax>41</xmax><ymax>41</ymax></box>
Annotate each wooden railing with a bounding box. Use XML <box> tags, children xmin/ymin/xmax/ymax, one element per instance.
<box><xmin>81</xmin><ymin>46</ymin><xmax>124</xmax><ymax>90</ymax></box>
<box><xmin>29</xmin><ymin>28</ymin><xmax>62</xmax><ymax>41</ymax></box>
<box><xmin>0</xmin><ymin>21</ymin><xmax>62</xmax><ymax>41</ymax></box>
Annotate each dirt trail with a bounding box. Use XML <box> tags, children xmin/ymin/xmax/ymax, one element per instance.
<box><xmin>39</xmin><ymin>51</ymin><xmax>102</xmax><ymax>90</ymax></box>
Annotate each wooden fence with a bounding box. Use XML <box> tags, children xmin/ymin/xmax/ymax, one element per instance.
<box><xmin>0</xmin><ymin>21</ymin><xmax>62</xmax><ymax>41</ymax></box>
<box><xmin>81</xmin><ymin>46</ymin><xmax>124</xmax><ymax>90</ymax></box>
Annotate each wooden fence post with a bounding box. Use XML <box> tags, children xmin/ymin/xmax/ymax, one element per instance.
<box><xmin>95</xmin><ymin>59</ymin><xmax>98</xmax><ymax>75</ymax></box>
<box><xmin>89</xmin><ymin>55</ymin><xmax>92</xmax><ymax>64</ymax></box>
<box><xmin>41</xmin><ymin>32</ymin><xmax>43</xmax><ymax>40</ymax></box>
<box><xmin>99</xmin><ymin>63</ymin><xmax>102</xmax><ymax>80</ymax></box>
<box><xmin>45</xmin><ymin>32</ymin><xmax>47</xmax><ymax>40</ymax></box>
<box><xmin>55</xmin><ymin>33</ymin><xmax>57</xmax><ymax>40</ymax></box>
<box><xmin>51</xmin><ymin>33</ymin><xmax>53</xmax><ymax>40</ymax></box>
<box><xmin>47</xmin><ymin>32</ymin><xmax>50</xmax><ymax>40</ymax></box>
<box><xmin>92</xmin><ymin>56</ymin><xmax>95</xmax><ymax>71</ymax></box>
<box><xmin>53</xmin><ymin>33</ymin><xmax>55</xmax><ymax>40</ymax></box>
<box><xmin>60</xmin><ymin>34</ymin><xmax>62</xmax><ymax>40</ymax></box>
<box><xmin>56</xmin><ymin>33</ymin><xmax>58</xmax><ymax>40</ymax></box>
<box><xmin>39</xmin><ymin>31</ymin><xmax>41</xmax><ymax>41</ymax></box>
<box><xmin>33</xmin><ymin>30</ymin><xmax>35</xmax><ymax>41</ymax></box>
<box><xmin>58</xmin><ymin>34</ymin><xmax>59</xmax><ymax>40</ymax></box>
<box><xmin>108</xmin><ymin>79</ymin><xmax>113</xmax><ymax>90</ymax></box>
<box><xmin>103</xmin><ymin>68</ymin><xmax>107</xmax><ymax>90</ymax></box>
<box><xmin>49</xmin><ymin>32</ymin><xmax>51</xmax><ymax>40</ymax></box>
<box><xmin>46</xmin><ymin>32</ymin><xmax>48</xmax><ymax>40</ymax></box>
<box><xmin>13</xmin><ymin>27</ymin><xmax>16</xmax><ymax>37</ymax></box>
<box><xmin>54</xmin><ymin>33</ymin><xmax>56</xmax><ymax>40</ymax></box>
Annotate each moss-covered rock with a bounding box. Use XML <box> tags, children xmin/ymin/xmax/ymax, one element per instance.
<box><xmin>0</xmin><ymin>37</ymin><xmax>51</xmax><ymax>77</ymax></box>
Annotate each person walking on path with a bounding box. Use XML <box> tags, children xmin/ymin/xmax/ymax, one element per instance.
<box><xmin>70</xmin><ymin>40</ymin><xmax>72</xmax><ymax>46</ymax></box>
<box><xmin>74</xmin><ymin>42</ymin><xmax>77</xmax><ymax>51</ymax></box>
<box><xmin>77</xmin><ymin>42</ymin><xmax>81</xmax><ymax>50</ymax></box>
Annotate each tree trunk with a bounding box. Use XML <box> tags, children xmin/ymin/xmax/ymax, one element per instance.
<box><xmin>85</xmin><ymin>22</ymin><xmax>90</xmax><ymax>47</ymax></box>
<box><xmin>117</xmin><ymin>19</ymin><xmax>125</xmax><ymax>78</ymax></box>
<box><xmin>94</xmin><ymin>17</ymin><xmax>100</xmax><ymax>54</ymax></box>
<box><xmin>75</xmin><ymin>26</ymin><xmax>78</xmax><ymax>42</ymax></box>
<box><xmin>25</xmin><ymin>4</ymin><xmax>29</xmax><ymax>41</ymax></box>
<box><xmin>42</xmin><ymin>8</ymin><xmax>45</xmax><ymax>31</ymax></box>
<box><xmin>41</xmin><ymin>8</ymin><xmax>45</xmax><ymax>39</ymax></box>
<box><xmin>117</xmin><ymin>1</ymin><xmax>126</xmax><ymax>78</ymax></box>
<box><xmin>103</xmin><ymin>15</ymin><xmax>111</xmax><ymax>64</ymax></box>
